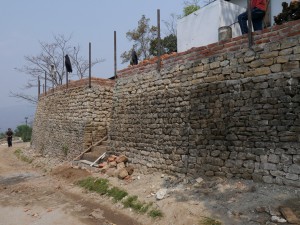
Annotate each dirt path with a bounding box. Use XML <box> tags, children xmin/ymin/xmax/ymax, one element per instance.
<box><xmin>0</xmin><ymin>142</ymin><xmax>141</xmax><ymax>225</ymax></box>
<box><xmin>1</xmin><ymin>142</ymin><xmax>300</xmax><ymax>225</ymax></box>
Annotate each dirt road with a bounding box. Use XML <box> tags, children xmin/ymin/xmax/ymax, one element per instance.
<box><xmin>1</xmin><ymin>142</ymin><xmax>300</xmax><ymax>225</ymax></box>
<box><xmin>0</xmin><ymin>142</ymin><xmax>141</xmax><ymax>225</ymax></box>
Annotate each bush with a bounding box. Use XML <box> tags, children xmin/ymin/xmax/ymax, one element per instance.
<box><xmin>14</xmin><ymin>125</ymin><xmax>32</xmax><ymax>142</ymax></box>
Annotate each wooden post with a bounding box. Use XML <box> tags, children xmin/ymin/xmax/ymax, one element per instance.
<box><xmin>247</xmin><ymin>0</ymin><xmax>253</xmax><ymax>48</ymax></box>
<box><xmin>89</xmin><ymin>42</ymin><xmax>91</xmax><ymax>88</ymax></box>
<box><xmin>114</xmin><ymin>31</ymin><xmax>117</xmax><ymax>79</ymax></box>
<box><xmin>157</xmin><ymin>9</ymin><xmax>161</xmax><ymax>72</ymax></box>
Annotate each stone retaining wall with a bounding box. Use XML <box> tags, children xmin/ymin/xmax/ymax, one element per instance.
<box><xmin>31</xmin><ymin>78</ymin><xmax>114</xmax><ymax>160</ymax></box>
<box><xmin>110</xmin><ymin>20</ymin><xmax>300</xmax><ymax>187</ymax></box>
<box><xmin>31</xmin><ymin>20</ymin><xmax>300</xmax><ymax>187</ymax></box>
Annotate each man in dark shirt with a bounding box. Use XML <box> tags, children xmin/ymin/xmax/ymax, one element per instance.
<box><xmin>6</xmin><ymin>128</ymin><xmax>13</xmax><ymax>147</ymax></box>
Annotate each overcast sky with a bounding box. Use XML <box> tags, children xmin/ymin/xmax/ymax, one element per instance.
<box><xmin>0</xmin><ymin>0</ymin><xmax>196</xmax><ymax>131</ymax></box>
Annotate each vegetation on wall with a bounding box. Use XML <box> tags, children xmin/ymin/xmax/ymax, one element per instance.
<box><xmin>182</xmin><ymin>0</ymin><xmax>200</xmax><ymax>17</ymax></box>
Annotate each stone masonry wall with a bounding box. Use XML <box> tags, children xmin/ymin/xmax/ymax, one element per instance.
<box><xmin>31</xmin><ymin>78</ymin><xmax>114</xmax><ymax>160</ymax></box>
<box><xmin>110</xmin><ymin>20</ymin><xmax>300</xmax><ymax>187</ymax></box>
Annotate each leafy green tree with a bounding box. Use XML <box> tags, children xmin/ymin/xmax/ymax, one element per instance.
<box><xmin>183</xmin><ymin>0</ymin><xmax>200</xmax><ymax>17</ymax></box>
<box><xmin>149</xmin><ymin>34</ymin><xmax>177</xmax><ymax>56</ymax></box>
<box><xmin>121</xmin><ymin>15</ymin><xmax>157</xmax><ymax>64</ymax></box>
<box><xmin>0</xmin><ymin>132</ymin><xmax>4</xmax><ymax>139</ymax></box>
<box><xmin>14</xmin><ymin>125</ymin><xmax>32</xmax><ymax>142</ymax></box>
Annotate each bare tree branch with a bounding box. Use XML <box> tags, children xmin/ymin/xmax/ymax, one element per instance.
<box><xmin>9</xmin><ymin>92</ymin><xmax>38</xmax><ymax>104</ymax></box>
<box><xmin>13</xmin><ymin>34</ymin><xmax>104</xmax><ymax>104</ymax></box>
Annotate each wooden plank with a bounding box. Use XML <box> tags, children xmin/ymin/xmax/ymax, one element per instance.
<box><xmin>90</xmin><ymin>152</ymin><xmax>106</xmax><ymax>167</ymax></box>
<box><xmin>79</xmin><ymin>159</ymin><xmax>94</xmax><ymax>165</ymax></box>
<box><xmin>73</xmin><ymin>135</ymin><xmax>107</xmax><ymax>161</ymax></box>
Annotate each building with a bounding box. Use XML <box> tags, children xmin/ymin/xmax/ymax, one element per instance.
<box><xmin>177</xmin><ymin>0</ymin><xmax>293</xmax><ymax>52</ymax></box>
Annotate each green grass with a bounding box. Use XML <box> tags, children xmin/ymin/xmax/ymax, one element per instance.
<box><xmin>62</xmin><ymin>144</ymin><xmax>69</xmax><ymax>156</ymax></box>
<box><xmin>107</xmin><ymin>186</ymin><xmax>128</xmax><ymax>202</ymax></box>
<box><xmin>148</xmin><ymin>209</ymin><xmax>163</xmax><ymax>218</ymax></box>
<box><xmin>199</xmin><ymin>217</ymin><xmax>222</xmax><ymax>225</ymax></box>
<box><xmin>77</xmin><ymin>177</ymin><xmax>109</xmax><ymax>195</ymax></box>
<box><xmin>77</xmin><ymin>177</ymin><xmax>163</xmax><ymax>218</ymax></box>
<box><xmin>14</xmin><ymin>149</ymin><xmax>33</xmax><ymax>163</ymax></box>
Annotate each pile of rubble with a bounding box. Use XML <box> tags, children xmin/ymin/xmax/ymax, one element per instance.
<box><xmin>98</xmin><ymin>155</ymin><xmax>134</xmax><ymax>180</ymax></box>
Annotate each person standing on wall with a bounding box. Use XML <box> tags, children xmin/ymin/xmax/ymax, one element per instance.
<box><xmin>6</xmin><ymin>128</ymin><xmax>13</xmax><ymax>147</ymax></box>
<box><xmin>238</xmin><ymin>0</ymin><xmax>267</xmax><ymax>34</ymax></box>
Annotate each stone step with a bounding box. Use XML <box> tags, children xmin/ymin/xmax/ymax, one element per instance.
<box><xmin>82</xmin><ymin>148</ymin><xmax>107</xmax><ymax>162</ymax></box>
<box><xmin>72</xmin><ymin>160</ymin><xmax>100</xmax><ymax>172</ymax></box>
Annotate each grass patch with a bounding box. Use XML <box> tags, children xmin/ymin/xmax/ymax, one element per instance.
<box><xmin>77</xmin><ymin>177</ymin><xmax>109</xmax><ymax>195</ymax></box>
<box><xmin>62</xmin><ymin>144</ymin><xmax>69</xmax><ymax>156</ymax></box>
<box><xmin>14</xmin><ymin>149</ymin><xmax>33</xmax><ymax>163</ymax></box>
<box><xmin>107</xmin><ymin>187</ymin><xmax>128</xmax><ymax>202</ymax></box>
<box><xmin>199</xmin><ymin>217</ymin><xmax>222</xmax><ymax>225</ymax></box>
<box><xmin>77</xmin><ymin>177</ymin><xmax>163</xmax><ymax>218</ymax></box>
<box><xmin>148</xmin><ymin>209</ymin><xmax>163</xmax><ymax>218</ymax></box>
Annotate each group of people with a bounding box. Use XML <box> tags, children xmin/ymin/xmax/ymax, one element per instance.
<box><xmin>238</xmin><ymin>0</ymin><xmax>267</xmax><ymax>34</ymax></box>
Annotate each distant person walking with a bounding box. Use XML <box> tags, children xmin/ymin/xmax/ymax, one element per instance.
<box><xmin>6</xmin><ymin>128</ymin><xmax>13</xmax><ymax>147</ymax></box>
<box><xmin>238</xmin><ymin>0</ymin><xmax>267</xmax><ymax>34</ymax></box>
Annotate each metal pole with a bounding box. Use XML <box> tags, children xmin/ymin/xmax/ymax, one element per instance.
<box><xmin>157</xmin><ymin>9</ymin><xmax>161</xmax><ymax>72</ymax></box>
<box><xmin>247</xmin><ymin>0</ymin><xmax>253</xmax><ymax>47</ymax></box>
<box><xmin>114</xmin><ymin>31</ymin><xmax>117</xmax><ymax>79</ymax></box>
<box><xmin>89</xmin><ymin>42</ymin><xmax>91</xmax><ymax>88</ymax></box>
<box><xmin>66</xmin><ymin>71</ymin><xmax>68</xmax><ymax>89</ymax></box>
<box><xmin>38</xmin><ymin>76</ymin><xmax>40</xmax><ymax>99</ymax></box>
<box><xmin>44</xmin><ymin>71</ymin><xmax>47</xmax><ymax>95</ymax></box>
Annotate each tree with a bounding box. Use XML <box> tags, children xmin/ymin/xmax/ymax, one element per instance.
<box><xmin>121</xmin><ymin>15</ymin><xmax>157</xmax><ymax>64</ymax></box>
<box><xmin>14</xmin><ymin>124</ymin><xmax>32</xmax><ymax>142</ymax></box>
<box><xmin>13</xmin><ymin>34</ymin><xmax>103</xmax><ymax>104</ymax></box>
<box><xmin>149</xmin><ymin>34</ymin><xmax>177</xmax><ymax>56</ymax></box>
<box><xmin>163</xmin><ymin>13</ymin><xmax>179</xmax><ymax>36</ymax></box>
<box><xmin>183</xmin><ymin>0</ymin><xmax>200</xmax><ymax>17</ymax></box>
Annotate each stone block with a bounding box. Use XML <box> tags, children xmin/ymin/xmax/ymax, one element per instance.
<box><xmin>268</xmin><ymin>154</ymin><xmax>280</xmax><ymax>163</ymax></box>
<box><xmin>262</xmin><ymin>175</ymin><xmax>273</xmax><ymax>183</ymax></box>
<box><xmin>254</xmin><ymin>67</ymin><xmax>271</xmax><ymax>76</ymax></box>
<box><xmin>281</xmin><ymin>38</ymin><xmax>298</xmax><ymax>49</ymax></box>
<box><xmin>282</xmin><ymin>61</ymin><xmax>299</xmax><ymax>72</ymax></box>
<box><xmin>261</xmin><ymin>162</ymin><xmax>277</xmax><ymax>171</ymax></box>
<box><xmin>288</xmin><ymin>164</ymin><xmax>300</xmax><ymax>174</ymax></box>
<box><xmin>285</xmin><ymin>173</ymin><xmax>298</xmax><ymax>180</ymax></box>
<box><xmin>279</xmin><ymin>48</ymin><xmax>293</xmax><ymax>56</ymax></box>
<box><xmin>276</xmin><ymin>55</ymin><xmax>290</xmax><ymax>63</ymax></box>
<box><xmin>260</xmin><ymin>51</ymin><xmax>278</xmax><ymax>59</ymax></box>
<box><xmin>270</xmin><ymin>64</ymin><xmax>282</xmax><ymax>73</ymax></box>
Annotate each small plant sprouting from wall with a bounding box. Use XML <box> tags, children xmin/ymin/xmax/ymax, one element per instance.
<box><xmin>62</xmin><ymin>144</ymin><xmax>69</xmax><ymax>156</ymax></box>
